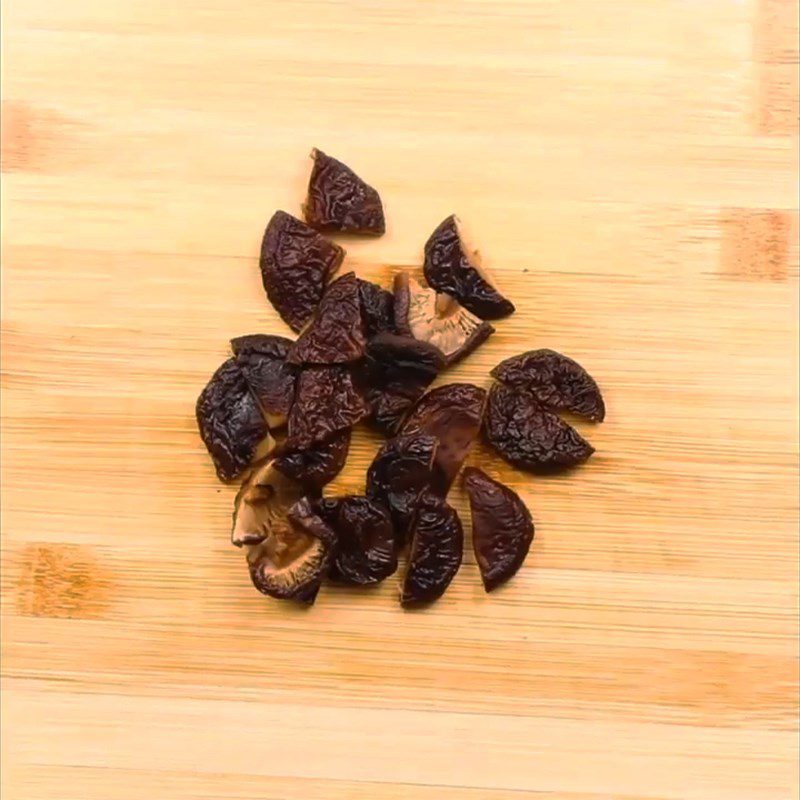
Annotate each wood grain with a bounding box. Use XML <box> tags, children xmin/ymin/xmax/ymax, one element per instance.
<box><xmin>1</xmin><ymin>1</ymin><xmax>798</xmax><ymax>798</ymax></box>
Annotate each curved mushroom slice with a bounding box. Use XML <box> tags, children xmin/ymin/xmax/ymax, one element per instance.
<box><xmin>260</xmin><ymin>210</ymin><xmax>345</xmax><ymax>333</ymax></box>
<box><xmin>273</xmin><ymin>428</ymin><xmax>351</xmax><ymax>492</ymax></box>
<box><xmin>288</xmin><ymin>272</ymin><xmax>366</xmax><ymax>365</ymax></box>
<box><xmin>231</xmin><ymin>459</ymin><xmax>306</xmax><ymax>547</ymax></box>
<box><xmin>491</xmin><ymin>348</ymin><xmax>606</xmax><ymax>422</ymax></box>
<box><xmin>401</xmin><ymin>383</ymin><xmax>487</xmax><ymax>495</ymax></box>
<box><xmin>463</xmin><ymin>467</ymin><xmax>534</xmax><ymax>592</ymax></box>
<box><xmin>314</xmin><ymin>496</ymin><xmax>397</xmax><ymax>585</ymax></box>
<box><xmin>400</xmin><ymin>490</ymin><xmax>463</xmax><ymax>608</ymax></box>
<box><xmin>196</xmin><ymin>358</ymin><xmax>275</xmax><ymax>482</ymax></box>
<box><xmin>423</xmin><ymin>215</ymin><xmax>514</xmax><ymax>320</ymax></box>
<box><xmin>358</xmin><ymin>278</ymin><xmax>396</xmax><ymax>337</ymax></box>
<box><xmin>231</xmin><ymin>334</ymin><xmax>296</xmax><ymax>430</ymax></box>
<box><xmin>302</xmin><ymin>148</ymin><xmax>385</xmax><ymax>236</ymax></box>
<box><xmin>484</xmin><ymin>382</ymin><xmax>594</xmax><ymax>473</ymax></box>
<box><xmin>246</xmin><ymin>497</ymin><xmax>337</xmax><ymax>605</ymax></box>
<box><xmin>393</xmin><ymin>273</ymin><xmax>494</xmax><ymax>366</ymax></box>
<box><xmin>361</xmin><ymin>333</ymin><xmax>445</xmax><ymax>435</ymax></box>
<box><xmin>286</xmin><ymin>366</ymin><xmax>368</xmax><ymax>450</ymax></box>
<box><xmin>366</xmin><ymin>433</ymin><xmax>438</xmax><ymax>547</ymax></box>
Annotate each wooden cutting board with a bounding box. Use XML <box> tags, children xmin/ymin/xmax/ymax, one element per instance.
<box><xmin>2</xmin><ymin>1</ymin><xmax>798</xmax><ymax>797</ymax></box>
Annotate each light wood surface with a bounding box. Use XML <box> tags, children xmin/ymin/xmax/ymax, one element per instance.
<box><xmin>2</xmin><ymin>1</ymin><xmax>799</xmax><ymax>798</ymax></box>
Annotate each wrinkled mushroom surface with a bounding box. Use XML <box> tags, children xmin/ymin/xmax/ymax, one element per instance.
<box><xmin>196</xmin><ymin>358</ymin><xmax>275</xmax><ymax>482</ymax></box>
<box><xmin>259</xmin><ymin>210</ymin><xmax>344</xmax><ymax>333</ymax></box>
<box><xmin>484</xmin><ymin>382</ymin><xmax>594</xmax><ymax>472</ymax></box>
<box><xmin>231</xmin><ymin>334</ymin><xmax>296</xmax><ymax>430</ymax></box>
<box><xmin>401</xmin><ymin>383</ymin><xmax>487</xmax><ymax>494</ymax></box>
<box><xmin>491</xmin><ymin>348</ymin><xmax>606</xmax><ymax>422</ymax></box>
<box><xmin>463</xmin><ymin>467</ymin><xmax>534</xmax><ymax>591</ymax></box>
<box><xmin>360</xmin><ymin>333</ymin><xmax>445</xmax><ymax>435</ymax></box>
<box><xmin>423</xmin><ymin>215</ymin><xmax>514</xmax><ymax>320</ymax></box>
<box><xmin>366</xmin><ymin>433</ymin><xmax>438</xmax><ymax>546</ymax></box>
<box><xmin>400</xmin><ymin>490</ymin><xmax>463</xmax><ymax>607</ymax></box>
<box><xmin>303</xmin><ymin>149</ymin><xmax>385</xmax><ymax>236</ymax></box>
<box><xmin>288</xmin><ymin>272</ymin><xmax>366</xmax><ymax>366</ymax></box>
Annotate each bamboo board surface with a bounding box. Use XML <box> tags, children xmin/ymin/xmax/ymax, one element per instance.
<box><xmin>1</xmin><ymin>1</ymin><xmax>799</xmax><ymax>798</ymax></box>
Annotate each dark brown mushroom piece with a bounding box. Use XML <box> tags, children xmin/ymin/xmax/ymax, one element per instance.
<box><xmin>358</xmin><ymin>278</ymin><xmax>396</xmax><ymax>337</ymax></box>
<box><xmin>400</xmin><ymin>490</ymin><xmax>463</xmax><ymax>608</ymax></box>
<box><xmin>246</xmin><ymin>496</ymin><xmax>337</xmax><ymax>605</ymax></box>
<box><xmin>393</xmin><ymin>273</ymin><xmax>494</xmax><ymax>366</ymax></box>
<box><xmin>231</xmin><ymin>334</ymin><xmax>296</xmax><ymax>430</ymax></box>
<box><xmin>313</xmin><ymin>496</ymin><xmax>397</xmax><ymax>585</ymax></box>
<box><xmin>259</xmin><ymin>210</ymin><xmax>345</xmax><ymax>333</ymax></box>
<box><xmin>400</xmin><ymin>383</ymin><xmax>487</xmax><ymax>494</ymax></box>
<box><xmin>360</xmin><ymin>333</ymin><xmax>445</xmax><ymax>435</ymax></box>
<box><xmin>463</xmin><ymin>467</ymin><xmax>534</xmax><ymax>592</ymax></box>
<box><xmin>302</xmin><ymin>148</ymin><xmax>385</xmax><ymax>236</ymax></box>
<box><xmin>286</xmin><ymin>366</ymin><xmax>368</xmax><ymax>450</ymax></box>
<box><xmin>196</xmin><ymin>358</ymin><xmax>276</xmax><ymax>482</ymax></box>
<box><xmin>287</xmin><ymin>272</ymin><xmax>366</xmax><ymax>365</ymax></box>
<box><xmin>273</xmin><ymin>428</ymin><xmax>351</xmax><ymax>492</ymax></box>
<box><xmin>484</xmin><ymin>382</ymin><xmax>594</xmax><ymax>472</ymax></box>
<box><xmin>423</xmin><ymin>215</ymin><xmax>514</xmax><ymax>320</ymax></box>
<box><xmin>231</xmin><ymin>459</ymin><xmax>306</xmax><ymax>547</ymax></box>
<box><xmin>366</xmin><ymin>433</ymin><xmax>438</xmax><ymax>547</ymax></box>
<box><xmin>491</xmin><ymin>348</ymin><xmax>606</xmax><ymax>422</ymax></box>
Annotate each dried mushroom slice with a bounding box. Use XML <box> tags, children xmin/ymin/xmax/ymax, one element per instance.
<box><xmin>231</xmin><ymin>460</ymin><xmax>306</xmax><ymax>547</ymax></box>
<box><xmin>401</xmin><ymin>383</ymin><xmax>487</xmax><ymax>494</ymax></box>
<box><xmin>246</xmin><ymin>497</ymin><xmax>336</xmax><ymax>605</ymax></box>
<box><xmin>400</xmin><ymin>490</ymin><xmax>463</xmax><ymax>608</ymax></box>
<box><xmin>260</xmin><ymin>210</ymin><xmax>345</xmax><ymax>333</ymax></box>
<box><xmin>288</xmin><ymin>272</ymin><xmax>366</xmax><ymax>365</ymax></box>
<box><xmin>314</xmin><ymin>496</ymin><xmax>397</xmax><ymax>585</ymax></box>
<box><xmin>393</xmin><ymin>273</ymin><xmax>494</xmax><ymax>366</ymax></box>
<box><xmin>484</xmin><ymin>383</ymin><xmax>594</xmax><ymax>472</ymax></box>
<box><xmin>273</xmin><ymin>428</ymin><xmax>351</xmax><ymax>492</ymax></box>
<box><xmin>463</xmin><ymin>467</ymin><xmax>534</xmax><ymax>592</ymax></box>
<box><xmin>366</xmin><ymin>433</ymin><xmax>438</xmax><ymax>546</ymax></box>
<box><xmin>286</xmin><ymin>366</ymin><xmax>368</xmax><ymax>450</ymax></box>
<box><xmin>303</xmin><ymin>148</ymin><xmax>385</xmax><ymax>236</ymax></box>
<box><xmin>362</xmin><ymin>333</ymin><xmax>445</xmax><ymax>435</ymax></box>
<box><xmin>230</xmin><ymin>334</ymin><xmax>296</xmax><ymax>430</ymax></box>
<box><xmin>423</xmin><ymin>215</ymin><xmax>514</xmax><ymax>320</ymax></box>
<box><xmin>196</xmin><ymin>358</ymin><xmax>275</xmax><ymax>482</ymax></box>
<box><xmin>491</xmin><ymin>349</ymin><xmax>606</xmax><ymax>422</ymax></box>
<box><xmin>358</xmin><ymin>278</ymin><xmax>396</xmax><ymax>337</ymax></box>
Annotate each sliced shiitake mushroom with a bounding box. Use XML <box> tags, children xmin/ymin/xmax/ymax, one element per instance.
<box><xmin>491</xmin><ymin>348</ymin><xmax>606</xmax><ymax>422</ymax></box>
<box><xmin>231</xmin><ymin>459</ymin><xmax>306</xmax><ymax>547</ymax></box>
<box><xmin>273</xmin><ymin>428</ymin><xmax>351</xmax><ymax>492</ymax></box>
<box><xmin>287</xmin><ymin>272</ymin><xmax>366</xmax><ymax>366</ymax></box>
<box><xmin>401</xmin><ymin>383</ymin><xmax>487</xmax><ymax>494</ymax></box>
<box><xmin>463</xmin><ymin>467</ymin><xmax>534</xmax><ymax>592</ymax></box>
<box><xmin>423</xmin><ymin>215</ymin><xmax>515</xmax><ymax>320</ymax></box>
<box><xmin>484</xmin><ymin>382</ymin><xmax>594</xmax><ymax>472</ymax></box>
<box><xmin>314</xmin><ymin>496</ymin><xmax>397</xmax><ymax>585</ymax></box>
<box><xmin>366</xmin><ymin>433</ymin><xmax>438</xmax><ymax>547</ymax></box>
<box><xmin>358</xmin><ymin>278</ymin><xmax>396</xmax><ymax>337</ymax></box>
<box><xmin>286</xmin><ymin>366</ymin><xmax>368</xmax><ymax>450</ymax></box>
<box><xmin>196</xmin><ymin>358</ymin><xmax>276</xmax><ymax>482</ymax></box>
<box><xmin>393</xmin><ymin>273</ymin><xmax>494</xmax><ymax>366</ymax></box>
<box><xmin>360</xmin><ymin>333</ymin><xmax>445</xmax><ymax>435</ymax></box>
<box><xmin>400</xmin><ymin>489</ymin><xmax>463</xmax><ymax>607</ymax></box>
<box><xmin>246</xmin><ymin>497</ymin><xmax>337</xmax><ymax>605</ymax></box>
<box><xmin>302</xmin><ymin>148</ymin><xmax>385</xmax><ymax>236</ymax></box>
<box><xmin>259</xmin><ymin>210</ymin><xmax>345</xmax><ymax>333</ymax></box>
<box><xmin>231</xmin><ymin>334</ymin><xmax>296</xmax><ymax>430</ymax></box>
